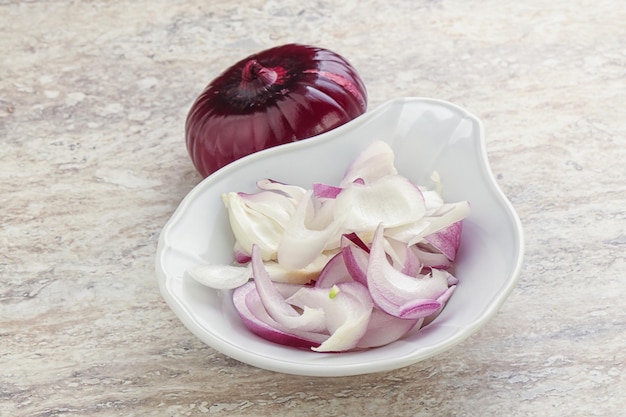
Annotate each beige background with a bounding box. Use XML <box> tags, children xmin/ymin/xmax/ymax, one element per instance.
<box><xmin>1</xmin><ymin>1</ymin><xmax>624</xmax><ymax>416</ymax></box>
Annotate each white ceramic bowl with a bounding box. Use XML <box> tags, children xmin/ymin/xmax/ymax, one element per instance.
<box><xmin>155</xmin><ymin>97</ymin><xmax>524</xmax><ymax>377</ymax></box>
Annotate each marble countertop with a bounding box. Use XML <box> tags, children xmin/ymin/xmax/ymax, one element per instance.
<box><xmin>1</xmin><ymin>1</ymin><xmax>624</xmax><ymax>415</ymax></box>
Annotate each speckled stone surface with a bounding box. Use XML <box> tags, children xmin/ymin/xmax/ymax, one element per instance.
<box><xmin>1</xmin><ymin>1</ymin><xmax>624</xmax><ymax>416</ymax></box>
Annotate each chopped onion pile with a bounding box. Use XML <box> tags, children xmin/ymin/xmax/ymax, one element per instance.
<box><xmin>187</xmin><ymin>141</ymin><xmax>470</xmax><ymax>352</ymax></box>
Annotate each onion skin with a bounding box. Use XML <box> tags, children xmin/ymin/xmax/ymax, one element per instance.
<box><xmin>186</xmin><ymin>44</ymin><xmax>368</xmax><ymax>177</ymax></box>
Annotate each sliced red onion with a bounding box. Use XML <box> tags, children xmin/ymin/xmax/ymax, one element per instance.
<box><xmin>421</xmin><ymin>189</ymin><xmax>445</xmax><ymax>214</ymax></box>
<box><xmin>235</xmin><ymin>189</ymin><xmax>298</xmax><ymax>228</ymax></box>
<box><xmin>341</xmin><ymin>240</ymin><xmax>370</xmax><ymax>286</ymax></box>
<box><xmin>256</xmin><ymin>178</ymin><xmax>307</xmax><ymax>201</ymax></box>
<box><xmin>384</xmin><ymin>237</ymin><xmax>422</xmax><ymax>277</ymax></box>
<box><xmin>222</xmin><ymin>191</ymin><xmax>284</xmax><ymax>261</ymax></box>
<box><xmin>340</xmin><ymin>141</ymin><xmax>397</xmax><ymax>186</ymax></box>
<box><xmin>307</xmin><ymin>196</ymin><xmax>338</xmax><ymax>236</ymax></box>
<box><xmin>250</xmin><ymin>245</ymin><xmax>326</xmax><ymax>332</ymax></box>
<box><xmin>342</xmin><ymin>232</ymin><xmax>370</xmax><ymax>252</ymax></box>
<box><xmin>411</xmin><ymin>245</ymin><xmax>452</xmax><ymax>270</ymax></box>
<box><xmin>424</xmin><ymin>220</ymin><xmax>463</xmax><ymax>261</ymax></box>
<box><xmin>233</xmin><ymin>243</ymin><xmax>252</xmax><ymax>264</ymax></box>
<box><xmin>384</xmin><ymin>220</ymin><xmax>430</xmax><ymax>246</ymax></box>
<box><xmin>357</xmin><ymin>308</ymin><xmax>422</xmax><ymax>349</ymax></box>
<box><xmin>187</xmin><ymin>263</ymin><xmax>251</xmax><ymax>290</ymax></box>
<box><xmin>366</xmin><ymin>224</ymin><xmax>451</xmax><ymax>320</ymax></box>
<box><xmin>386</xmin><ymin>200</ymin><xmax>470</xmax><ymax>246</ymax></box>
<box><xmin>233</xmin><ymin>282</ymin><xmax>327</xmax><ymax>349</ymax></box>
<box><xmin>421</xmin><ymin>286</ymin><xmax>457</xmax><ymax>327</ymax></box>
<box><xmin>334</xmin><ymin>175</ymin><xmax>426</xmax><ymax>232</ymax></box>
<box><xmin>189</xmin><ymin>140</ymin><xmax>471</xmax><ymax>352</ymax></box>
<box><xmin>312</xmin><ymin>182</ymin><xmax>342</xmax><ymax>199</ymax></box>
<box><xmin>272</xmin><ymin>281</ymin><xmax>311</xmax><ymax>299</ymax></box>
<box><xmin>234</xmin><ymin>264</ymin><xmax>376</xmax><ymax>352</ymax></box>
<box><xmin>314</xmin><ymin>251</ymin><xmax>354</xmax><ymax>288</ymax></box>
<box><xmin>277</xmin><ymin>190</ymin><xmax>345</xmax><ymax>270</ymax></box>
<box><xmin>263</xmin><ymin>254</ymin><xmax>331</xmax><ymax>285</ymax></box>
<box><xmin>286</xmin><ymin>282</ymin><xmax>373</xmax><ymax>352</ymax></box>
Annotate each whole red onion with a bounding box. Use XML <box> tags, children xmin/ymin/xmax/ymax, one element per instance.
<box><xmin>185</xmin><ymin>44</ymin><xmax>368</xmax><ymax>177</ymax></box>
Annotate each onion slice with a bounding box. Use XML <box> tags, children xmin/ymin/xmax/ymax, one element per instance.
<box><xmin>340</xmin><ymin>140</ymin><xmax>397</xmax><ymax>186</ymax></box>
<box><xmin>385</xmin><ymin>200</ymin><xmax>470</xmax><ymax>247</ymax></box>
<box><xmin>334</xmin><ymin>174</ymin><xmax>426</xmax><ymax>232</ymax></box>
<box><xmin>341</xmin><ymin>239</ymin><xmax>370</xmax><ymax>286</ymax></box>
<box><xmin>222</xmin><ymin>192</ymin><xmax>284</xmax><ymax>261</ymax></box>
<box><xmin>366</xmin><ymin>224</ymin><xmax>453</xmax><ymax>320</ymax></box>
<box><xmin>256</xmin><ymin>178</ymin><xmax>307</xmax><ymax>201</ymax></box>
<box><xmin>263</xmin><ymin>253</ymin><xmax>331</xmax><ymax>284</ymax></box>
<box><xmin>187</xmin><ymin>263</ymin><xmax>250</xmax><ymax>290</ymax></box>
<box><xmin>314</xmin><ymin>250</ymin><xmax>354</xmax><ymax>288</ymax></box>
<box><xmin>233</xmin><ymin>282</ymin><xmax>327</xmax><ymax>349</ymax></box>
<box><xmin>278</xmin><ymin>191</ymin><xmax>346</xmax><ymax>270</ymax></box>
<box><xmin>357</xmin><ymin>309</ymin><xmax>422</xmax><ymax>349</ymax></box>
<box><xmin>250</xmin><ymin>245</ymin><xmax>326</xmax><ymax>332</ymax></box>
<box><xmin>424</xmin><ymin>220</ymin><xmax>464</xmax><ymax>261</ymax></box>
<box><xmin>286</xmin><ymin>282</ymin><xmax>373</xmax><ymax>352</ymax></box>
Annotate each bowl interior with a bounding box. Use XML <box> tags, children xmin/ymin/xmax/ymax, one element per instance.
<box><xmin>156</xmin><ymin>97</ymin><xmax>524</xmax><ymax>377</ymax></box>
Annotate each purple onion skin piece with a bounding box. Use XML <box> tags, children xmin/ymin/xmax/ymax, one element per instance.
<box><xmin>186</xmin><ymin>44</ymin><xmax>368</xmax><ymax>177</ymax></box>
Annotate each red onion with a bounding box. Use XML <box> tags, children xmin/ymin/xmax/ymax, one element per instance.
<box><xmin>423</xmin><ymin>221</ymin><xmax>464</xmax><ymax>261</ymax></box>
<box><xmin>185</xmin><ymin>44</ymin><xmax>368</xmax><ymax>177</ymax></box>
